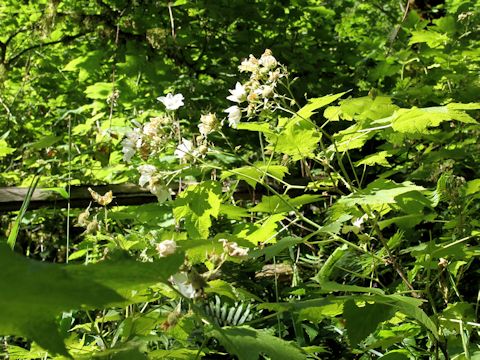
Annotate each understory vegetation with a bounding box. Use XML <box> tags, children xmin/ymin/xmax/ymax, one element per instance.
<box><xmin>1</xmin><ymin>0</ymin><xmax>480</xmax><ymax>359</ymax></box>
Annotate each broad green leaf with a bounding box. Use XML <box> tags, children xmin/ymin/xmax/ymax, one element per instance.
<box><xmin>0</xmin><ymin>245</ymin><xmax>184</xmax><ymax>357</ymax></box>
<box><xmin>221</xmin><ymin>164</ymin><xmax>289</xmax><ymax>188</ymax></box>
<box><xmin>236</xmin><ymin>122</ymin><xmax>274</xmax><ymax>134</ymax></box>
<box><xmin>149</xmin><ymin>348</ymin><xmax>204</xmax><ymax>359</ymax></box>
<box><xmin>249</xmin><ymin>236</ymin><xmax>303</xmax><ymax>260</ymax></box>
<box><xmin>0</xmin><ymin>139</ymin><xmax>15</xmax><ymax>158</ymax></box>
<box><xmin>209</xmin><ymin>326</ymin><xmax>306</xmax><ymax>360</ymax></box>
<box><xmin>409</xmin><ymin>30</ymin><xmax>449</xmax><ymax>48</ymax></box>
<box><xmin>343</xmin><ymin>299</ymin><xmax>395</xmax><ymax>347</ymax></box>
<box><xmin>173</xmin><ymin>181</ymin><xmax>222</xmax><ymax>238</ymax></box>
<box><xmin>31</xmin><ymin>135</ymin><xmax>62</xmax><ymax>149</ymax></box>
<box><xmin>296</xmin><ymin>92</ymin><xmax>347</xmax><ymax>119</ymax></box>
<box><xmin>84</xmin><ymin>82</ymin><xmax>114</xmax><ymax>100</ymax></box>
<box><xmin>250</xmin><ymin>194</ymin><xmax>322</xmax><ymax>213</ymax></box>
<box><xmin>336</xmin><ymin>179</ymin><xmax>425</xmax><ymax>208</ymax></box>
<box><xmin>339</xmin><ymin>96</ymin><xmax>398</xmax><ymax>121</ymax></box>
<box><xmin>266</xmin><ymin>117</ymin><xmax>321</xmax><ymax>160</ymax></box>
<box><xmin>235</xmin><ymin>214</ymin><xmax>284</xmax><ymax>244</ymax></box>
<box><xmin>219</xmin><ymin>204</ymin><xmax>250</xmax><ymax>219</ymax></box>
<box><xmin>355</xmin><ymin>151</ymin><xmax>393</xmax><ymax>167</ymax></box>
<box><xmin>391</xmin><ymin>106</ymin><xmax>477</xmax><ymax>134</ymax></box>
<box><xmin>316</xmin><ymin>280</ymin><xmax>386</xmax><ymax>296</ymax></box>
<box><xmin>465</xmin><ymin>179</ymin><xmax>480</xmax><ymax>196</ymax></box>
<box><xmin>330</xmin><ymin>123</ymin><xmax>375</xmax><ymax>152</ymax></box>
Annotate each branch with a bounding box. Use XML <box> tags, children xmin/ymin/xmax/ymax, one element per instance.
<box><xmin>6</xmin><ymin>33</ymin><xmax>88</xmax><ymax>67</ymax></box>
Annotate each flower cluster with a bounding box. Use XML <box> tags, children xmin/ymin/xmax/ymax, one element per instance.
<box><xmin>224</xmin><ymin>49</ymin><xmax>287</xmax><ymax>128</ymax></box>
<box><xmin>122</xmin><ymin>115</ymin><xmax>171</xmax><ymax>162</ymax></box>
<box><xmin>137</xmin><ymin>164</ymin><xmax>171</xmax><ymax>202</ymax></box>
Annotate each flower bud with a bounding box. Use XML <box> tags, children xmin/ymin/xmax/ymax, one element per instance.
<box><xmin>156</xmin><ymin>239</ymin><xmax>177</xmax><ymax>257</ymax></box>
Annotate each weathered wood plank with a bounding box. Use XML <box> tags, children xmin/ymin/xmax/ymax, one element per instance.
<box><xmin>0</xmin><ymin>184</ymin><xmax>157</xmax><ymax>212</ymax></box>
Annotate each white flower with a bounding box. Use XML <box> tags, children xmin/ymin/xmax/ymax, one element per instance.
<box><xmin>138</xmin><ymin>164</ymin><xmax>156</xmax><ymax>187</ymax></box>
<box><xmin>170</xmin><ymin>272</ymin><xmax>196</xmax><ymax>299</ymax></box>
<box><xmin>219</xmin><ymin>239</ymin><xmax>249</xmax><ymax>257</ymax></box>
<box><xmin>156</xmin><ymin>239</ymin><xmax>177</xmax><ymax>257</ymax></box>
<box><xmin>238</xmin><ymin>54</ymin><xmax>259</xmax><ymax>73</ymax></box>
<box><xmin>226</xmin><ymin>82</ymin><xmax>247</xmax><ymax>103</ymax></box>
<box><xmin>198</xmin><ymin>113</ymin><xmax>218</xmax><ymax>137</ymax></box>
<box><xmin>352</xmin><ymin>214</ymin><xmax>369</xmax><ymax>232</ymax></box>
<box><xmin>259</xmin><ymin>49</ymin><xmax>277</xmax><ymax>69</ymax></box>
<box><xmin>224</xmin><ymin>106</ymin><xmax>242</xmax><ymax>128</ymax></box>
<box><xmin>121</xmin><ymin>129</ymin><xmax>142</xmax><ymax>162</ymax></box>
<box><xmin>174</xmin><ymin>138</ymin><xmax>194</xmax><ymax>160</ymax></box>
<box><xmin>149</xmin><ymin>182</ymin><xmax>171</xmax><ymax>203</ymax></box>
<box><xmin>143</xmin><ymin>119</ymin><xmax>160</xmax><ymax>137</ymax></box>
<box><xmin>157</xmin><ymin>93</ymin><xmax>184</xmax><ymax>111</ymax></box>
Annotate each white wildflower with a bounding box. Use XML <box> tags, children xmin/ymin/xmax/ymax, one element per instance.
<box><xmin>121</xmin><ymin>129</ymin><xmax>142</xmax><ymax>162</ymax></box>
<box><xmin>350</xmin><ymin>214</ymin><xmax>369</xmax><ymax>234</ymax></box>
<box><xmin>238</xmin><ymin>54</ymin><xmax>259</xmax><ymax>73</ymax></box>
<box><xmin>157</xmin><ymin>93</ymin><xmax>184</xmax><ymax>111</ymax></box>
<box><xmin>259</xmin><ymin>49</ymin><xmax>277</xmax><ymax>69</ymax></box>
<box><xmin>169</xmin><ymin>272</ymin><xmax>196</xmax><ymax>299</ymax></box>
<box><xmin>219</xmin><ymin>239</ymin><xmax>249</xmax><ymax>257</ymax></box>
<box><xmin>198</xmin><ymin>113</ymin><xmax>218</xmax><ymax>137</ymax></box>
<box><xmin>149</xmin><ymin>182</ymin><xmax>171</xmax><ymax>203</ymax></box>
<box><xmin>226</xmin><ymin>82</ymin><xmax>247</xmax><ymax>103</ymax></box>
<box><xmin>156</xmin><ymin>239</ymin><xmax>177</xmax><ymax>257</ymax></box>
<box><xmin>143</xmin><ymin>117</ymin><xmax>162</xmax><ymax>137</ymax></box>
<box><xmin>138</xmin><ymin>164</ymin><xmax>156</xmax><ymax>187</ymax></box>
<box><xmin>174</xmin><ymin>138</ymin><xmax>194</xmax><ymax>160</ymax></box>
<box><xmin>224</xmin><ymin>105</ymin><xmax>242</xmax><ymax>128</ymax></box>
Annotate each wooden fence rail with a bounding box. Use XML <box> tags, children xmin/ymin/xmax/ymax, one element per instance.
<box><xmin>0</xmin><ymin>184</ymin><xmax>157</xmax><ymax>212</ymax></box>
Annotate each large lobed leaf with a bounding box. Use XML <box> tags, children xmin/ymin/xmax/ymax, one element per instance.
<box><xmin>0</xmin><ymin>244</ymin><xmax>184</xmax><ymax>357</ymax></box>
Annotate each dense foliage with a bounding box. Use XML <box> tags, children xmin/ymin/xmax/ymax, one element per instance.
<box><xmin>1</xmin><ymin>0</ymin><xmax>480</xmax><ymax>359</ymax></box>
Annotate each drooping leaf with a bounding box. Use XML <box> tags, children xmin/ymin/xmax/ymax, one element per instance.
<box><xmin>250</xmin><ymin>194</ymin><xmax>322</xmax><ymax>214</ymax></box>
<box><xmin>221</xmin><ymin>163</ymin><xmax>289</xmax><ymax>188</ymax></box>
<box><xmin>209</xmin><ymin>326</ymin><xmax>306</xmax><ymax>360</ymax></box>
<box><xmin>0</xmin><ymin>245</ymin><xmax>184</xmax><ymax>357</ymax></box>
<box><xmin>343</xmin><ymin>299</ymin><xmax>395</xmax><ymax>347</ymax></box>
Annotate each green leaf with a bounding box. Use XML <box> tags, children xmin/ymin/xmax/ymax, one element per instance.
<box><xmin>391</xmin><ymin>106</ymin><xmax>477</xmax><ymax>134</ymax></box>
<box><xmin>355</xmin><ymin>151</ymin><xmax>393</xmax><ymax>167</ymax></box>
<box><xmin>8</xmin><ymin>176</ymin><xmax>39</xmax><ymax>249</ymax></box>
<box><xmin>296</xmin><ymin>92</ymin><xmax>347</xmax><ymax>119</ymax></box>
<box><xmin>221</xmin><ymin>164</ymin><xmax>289</xmax><ymax>188</ymax></box>
<box><xmin>343</xmin><ymin>299</ymin><xmax>395</xmax><ymax>347</ymax></box>
<box><xmin>409</xmin><ymin>30</ymin><xmax>449</xmax><ymax>48</ymax></box>
<box><xmin>0</xmin><ymin>139</ymin><xmax>15</xmax><ymax>158</ymax></box>
<box><xmin>209</xmin><ymin>326</ymin><xmax>306</xmax><ymax>360</ymax></box>
<box><xmin>0</xmin><ymin>245</ymin><xmax>184</xmax><ymax>357</ymax></box>
<box><xmin>249</xmin><ymin>236</ymin><xmax>303</xmax><ymax>260</ymax></box>
<box><xmin>236</xmin><ymin>122</ymin><xmax>275</xmax><ymax>134</ymax></box>
<box><xmin>336</xmin><ymin>179</ymin><xmax>425</xmax><ymax>208</ymax></box>
<box><xmin>173</xmin><ymin>181</ymin><xmax>222</xmax><ymax>238</ymax></box>
<box><xmin>266</xmin><ymin>117</ymin><xmax>321</xmax><ymax>160</ymax></box>
<box><xmin>31</xmin><ymin>135</ymin><xmax>62</xmax><ymax>149</ymax></box>
<box><xmin>219</xmin><ymin>204</ymin><xmax>250</xmax><ymax>219</ymax></box>
<box><xmin>234</xmin><ymin>214</ymin><xmax>284</xmax><ymax>245</ymax></box>
<box><xmin>84</xmin><ymin>82</ymin><xmax>114</xmax><ymax>100</ymax></box>
<box><xmin>330</xmin><ymin>123</ymin><xmax>375</xmax><ymax>152</ymax></box>
<box><xmin>250</xmin><ymin>194</ymin><xmax>322</xmax><ymax>214</ymax></box>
